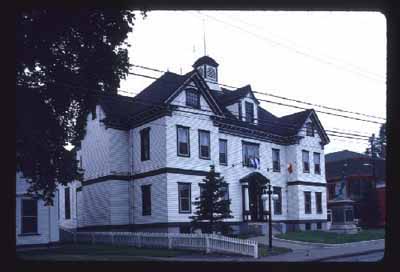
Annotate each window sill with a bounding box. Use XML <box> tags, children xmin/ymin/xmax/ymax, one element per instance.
<box><xmin>19</xmin><ymin>233</ymin><xmax>41</xmax><ymax>236</ymax></box>
<box><xmin>141</xmin><ymin>159</ymin><xmax>150</xmax><ymax>162</ymax></box>
<box><xmin>303</xmin><ymin>171</ymin><xmax>310</xmax><ymax>174</ymax></box>
<box><xmin>272</xmin><ymin>169</ymin><xmax>281</xmax><ymax>173</ymax></box>
<box><xmin>199</xmin><ymin>157</ymin><xmax>211</xmax><ymax>160</ymax></box>
<box><xmin>219</xmin><ymin>163</ymin><xmax>228</xmax><ymax>166</ymax></box>
<box><xmin>177</xmin><ymin>154</ymin><xmax>190</xmax><ymax>158</ymax></box>
<box><xmin>178</xmin><ymin>211</ymin><xmax>191</xmax><ymax>214</ymax></box>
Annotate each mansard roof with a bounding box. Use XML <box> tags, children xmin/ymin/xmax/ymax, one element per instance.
<box><xmin>96</xmin><ymin>70</ymin><xmax>329</xmax><ymax>145</ymax></box>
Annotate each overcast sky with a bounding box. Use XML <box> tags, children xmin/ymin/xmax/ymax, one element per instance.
<box><xmin>119</xmin><ymin>10</ymin><xmax>386</xmax><ymax>155</ymax></box>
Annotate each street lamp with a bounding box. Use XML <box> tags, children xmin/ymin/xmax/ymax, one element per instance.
<box><xmin>261</xmin><ymin>183</ymin><xmax>279</xmax><ymax>252</ymax></box>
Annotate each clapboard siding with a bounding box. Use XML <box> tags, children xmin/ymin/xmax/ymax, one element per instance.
<box><xmin>16</xmin><ymin>172</ymin><xmax>59</xmax><ymax>245</ymax></box>
<box><xmin>109</xmin><ymin>180</ymin><xmax>130</xmax><ymax>225</ymax></box>
<box><xmin>80</xmin><ymin>181</ymin><xmax>111</xmax><ymax>227</ymax></box>
<box><xmin>131</xmin><ymin>117</ymin><xmax>167</xmax><ymax>174</ymax></box>
<box><xmin>77</xmin><ymin>190</ymin><xmax>83</xmax><ymax>228</ymax></box>
<box><xmin>81</xmin><ymin>106</ymin><xmax>110</xmax><ymax>180</ymax></box>
<box><xmin>58</xmin><ymin>181</ymin><xmax>81</xmax><ymax>229</ymax></box>
<box><xmin>77</xmin><ymin>92</ymin><xmax>327</xmax><ymax>230</ymax></box>
<box><xmin>132</xmin><ymin>174</ymin><xmax>168</xmax><ymax>225</ymax></box>
<box><xmin>108</xmin><ymin>128</ymin><xmax>130</xmax><ymax>174</ymax></box>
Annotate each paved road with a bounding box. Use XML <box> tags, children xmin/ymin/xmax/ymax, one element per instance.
<box><xmin>322</xmin><ymin>251</ymin><xmax>384</xmax><ymax>262</ymax></box>
<box><xmin>247</xmin><ymin>236</ymin><xmax>385</xmax><ymax>262</ymax></box>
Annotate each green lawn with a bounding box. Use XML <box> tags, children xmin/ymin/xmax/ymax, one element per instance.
<box><xmin>17</xmin><ymin>244</ymin><xmax>199</xmax><ymax>261</ymax></box>
<box><xmin>275</xmin><ymin>229</ymin><xmax>385</xmax><ymax>244</ymax></box>
<box><xmin>17</xmin><ymin>243</ymin><xmax>292</xmax><ymax>261</ymax></box>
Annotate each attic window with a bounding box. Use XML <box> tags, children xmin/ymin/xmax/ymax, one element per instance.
<box><xmin>186</xmin><ymin>89</ymin><xmax>200</xmax><ymax>109</ymax></box>
<box><xmin>245</xmin><ymin>101</ymin><xmax>254</xmax><ymax>123</ymax></box>
<box><xmin>306</xmin><ymin>122</ymin><xmax>314</xmax><ymax>137</ymax></box>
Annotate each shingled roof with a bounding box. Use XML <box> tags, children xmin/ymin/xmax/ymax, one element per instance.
<box><xmin>96</xmin><ymin>70</ymin><xmax>328</xmax><ymax>142</ymax></box>
<box><xmin>325</xmin><ymin>154</ymin><xmax>385</xmax><ymax>181</ymax></box>
<box><xmin>325</xmin><ymin>150</ymin><xmax>369</xmax><ymax>163</ymax></box>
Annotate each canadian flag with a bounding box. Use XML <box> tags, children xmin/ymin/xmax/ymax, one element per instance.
<box><xmin>287</xmin><ymin>163</ymin><xmax>293</xmax><ymax>174</ymax></box>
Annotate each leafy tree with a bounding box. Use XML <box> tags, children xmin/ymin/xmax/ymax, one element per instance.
<box><xmin>190</xmin><ymin>165</ymin><xmax>233</xmax><ymax>234</ymax></box>
<box><xmin>365</xmin><ymin>123</ymin><xmax>386</xmax><ymax>159</ymax></box>
<box><xmin>16</xmin><ymin>9</ymin><xmax>146</xmax><ymax>205</ymax></box>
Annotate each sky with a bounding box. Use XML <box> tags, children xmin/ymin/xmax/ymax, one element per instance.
<box><xmin>119</xmin><ymin>10</ymin><xmax>386</xmax><ymax>155</ymax></box>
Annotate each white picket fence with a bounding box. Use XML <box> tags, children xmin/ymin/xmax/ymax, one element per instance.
<box><xmin>60</xmin><ymin>228</ymin><xmax>258</xmax><ymax>258</ymax></box>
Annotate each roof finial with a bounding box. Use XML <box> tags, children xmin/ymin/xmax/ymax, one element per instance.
<box><xmin>203</xmin><ymin>17</ymin><xmax>207</xmax><ymax>56</ymax></box>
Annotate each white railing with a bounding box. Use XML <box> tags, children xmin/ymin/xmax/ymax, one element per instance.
<box><xmin>60</xmin><ymin>228</ymin><xmax>258</xmax><ymax>258</ymax></box>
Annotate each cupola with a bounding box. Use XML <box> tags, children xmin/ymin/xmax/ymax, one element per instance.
<box><xmin>193</xmin><ymin>56</ymin><xmax>221</xmax><ymax>91</ymax></box>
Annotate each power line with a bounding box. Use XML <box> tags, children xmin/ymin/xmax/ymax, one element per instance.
<box><xmin>50</xmin><ymin>78</ymin><xmax>373</xmax><ymax>143</ymax></box>
<box><xmin>193</xmin><ymin>11</ymin><xmax>386</xmax><ymax>84</ymax></box>
<box><xmin>220</xmin><ymin>12</ymin><xmax>385</xmax><ymax>80</ymax></box>
<box><xmin>129</xmin><ymin>63</ymin><xmax>386</xmax><ymax>121</ymax></box>
<box><xmin>126</xmin><ymin>70</ymin><xmax>385</xmax><ymax>125</ymax></box>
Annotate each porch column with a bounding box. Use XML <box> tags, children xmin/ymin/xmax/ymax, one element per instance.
<box><xmin>242</xmin><ymin>183</ymin><xmax>250</xmax><ymax>221</ymax></box>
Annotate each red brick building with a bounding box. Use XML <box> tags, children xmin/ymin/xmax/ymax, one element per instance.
<box><xmin>325</xmin><ymin>150</ymin><xmax>385</xmax><ymax>227</ymax></box>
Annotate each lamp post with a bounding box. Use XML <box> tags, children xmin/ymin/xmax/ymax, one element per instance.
<box><xmin>261</xmin><ymin>183</ymin><xmax>278</xmax><ymax>252</ymax></box>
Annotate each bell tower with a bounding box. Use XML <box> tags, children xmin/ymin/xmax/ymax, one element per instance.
<box><xmin>192</xmin><ymin>56</ymin><xmax>221</xmax><ymax>91</ymax></box>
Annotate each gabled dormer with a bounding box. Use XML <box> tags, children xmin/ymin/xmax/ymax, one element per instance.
<box><xmin>220</xmin><ymin>85</ymin><xmax>259</xmax><ymax>124</ymax></box>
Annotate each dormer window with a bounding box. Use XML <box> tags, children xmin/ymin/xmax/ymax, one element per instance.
<box><xmin>245</xmin><ymin>101</ymin><xmax>254</xmax><ymax>123</ymax></box>
<box><xmin>306</xmin><ymin>122</ymin><xmax>314</xmax><ymax>137</ymax></box>
<box><xmin>186</xmin><ymin>89</ymin><xmax>200</xmax><ymax>109</ymax></box>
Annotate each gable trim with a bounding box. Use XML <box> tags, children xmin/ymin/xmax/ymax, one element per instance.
<box><xmin>302</xmin><ymin>110</ymin><xmax>330</xmax><ymax>145</ymax></box>
<box><xmin>164</xmin><ymin>71</ymin><xmax>224</xmax><ymax>116</ymax></box>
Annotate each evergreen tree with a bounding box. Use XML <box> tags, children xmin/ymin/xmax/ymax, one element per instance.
<box><xmin>190</xmin><ymin>165</ymin><xmax>233</xmax><ymax>234</ymax></box>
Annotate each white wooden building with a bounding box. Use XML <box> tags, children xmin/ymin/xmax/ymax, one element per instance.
<box><xmin>16</xmin><ymin>172</ymin><xmax>59</xmax><ymax>246</ymax></box>
<box><xmin>72</xmin><ymin>56</ymin><xmax>330</xmax><ymax>234</ymax></box>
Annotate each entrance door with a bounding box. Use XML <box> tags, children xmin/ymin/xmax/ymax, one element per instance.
<box><xmin>248</xmin><ymin>182</ymin><xmax>264</xmax><ymax>221</ymax></box>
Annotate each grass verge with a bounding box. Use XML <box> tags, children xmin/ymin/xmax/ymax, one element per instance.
<box><xmin>275</xmin><ymin>229</ymin><xmax>385</xmax><ymax>244</ymax></box>
<box><xmin>17</xmin><ymin>243</ymin><xmax>199</xmax><ymax>261</ymax></box>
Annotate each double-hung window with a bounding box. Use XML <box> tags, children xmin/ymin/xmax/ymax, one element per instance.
<box><xmin>245</xmin><ymin>101</ymin><xmax>254</xmax><ymax>123</ymax></box>
<box><xmin>186</xmin><ymin>89</ymin><xmax>200</xmax><ymax>109</ymax></box>
<box><xmin>272</xmin><ymin>149</ymin><xmax>281</xmax><ymax>172</ymax></box>
<box><xmin>198</xmin><ymin>130</ymin><xmax>210</xmax><ymax>159</ymax></box>
<box><xmin>177</xmin><ymin>126</ymin><xmax>190</xmax><ymax>157</ymax></box>
<box><xmin>178</xmin><ymin>183</ymin><xmax>191</xmax><ymax>213</ymax></box>
<box><xmin>242</xmin><ymin>142</ymin><xmax>260</xmax><ymax>168</ymax></box>
<box><xmin>140</xmin><ymin>127</ymin><xmax>150</xmax><ymax>161</ymax></box>
<box><xmin>21</xmin><ymin>199</ymin><xmax>38</xmax><ymax>234</ymax></box>
<box><xmin>141</xmin><ymin>185</ymin><xmax>151</xmax><ymax>216</ymax></box>
<box><xmin>302</xmin><ymin>150</ymin><xmax>310</xmax><ymax>173</ymax></box>
<box><xmin>316</xmin><ymin>192</ymin><xmax>323</xmax><ymax>214</ymax></box>
<box><xmin>221</xmin><ymin>184</ymin><xmax>230</xmax><ymax>201</ymax></box>
<box><xmin>273</xmin><ymin>187</ymin><xmax>282</xmax><ymax>215</ymax></box>
<box><xmin>304</xmin><ymin>191</ymin><xmax>312</xmax><ymax>214</ymax></box>
<box><xmin>65</xmin><ymin>187</ymin><xmax>71</xmax><ymax>220</ymax></box>
<box><xmin>306</xmin><ymin>122</ymin><xmax>314</xmax><ymax>137</ymax></box>
<box><xmin>314</xmin><ymin>152</ymin><xmax>321</xmax><ymax>175</ymax></box>
<box><xmin>219</xmin><ymin>139</ymin><xmax>228</xmax><ymax>165</ymax></box>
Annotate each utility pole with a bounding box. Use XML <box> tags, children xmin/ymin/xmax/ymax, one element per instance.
<box><xmin>371</xmin><ymin>134</ymin><xmax>377</xmax><ymax>188</ymax></box>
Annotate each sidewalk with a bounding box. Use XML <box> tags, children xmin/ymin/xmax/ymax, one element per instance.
<box><xmin>143</xmin><ymin>237</ymin><xmax>385</xmax><ymax>262</ymax></box>
<box><xmin>247</xmin><ymin>236</ymin><xmax>385</xmax><ymax>262</ymax></box>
